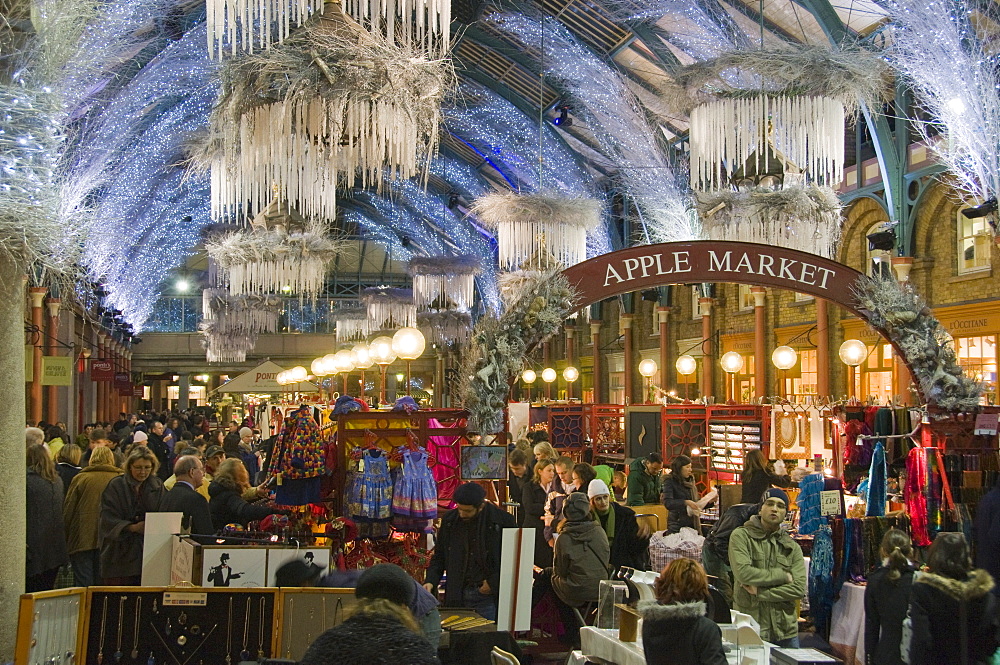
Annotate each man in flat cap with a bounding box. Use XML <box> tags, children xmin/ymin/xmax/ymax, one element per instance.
<box><xmin>424</xmin><ymin>482</ymin><xmax>516</xmax><ymax>621</ymax></box>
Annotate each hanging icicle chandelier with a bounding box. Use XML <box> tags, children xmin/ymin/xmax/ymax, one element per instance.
<box><xmin>362</xmin><ymin>286</ymin><xmax>417</xmax><ymax>329</ymax></box>
<box><xmin>205</xmin><ymin>199</ymin><xmax>343</xmax><ymax>296</ymax></box>
<box><xmin>418</xmin><ymin>310</ymin><xmax>472</xmax><ymax>346</ymax></box>
<box><xmin>341</xmin><ymin>0</ymin><xmax>450</xmax><ymax>53</ymax></box>
<box><xmin>470</xmin><ymin>192</ymin><xmax>601</xmax><ymax>271</ymax></box>
<box><xmin>200</xmin><ymin>321</ymin><xmax>258</xmax><ymax>364</ymax></box>
<box><xmin>202</xmin><ymin>288</ymin><xmax>282</xmax><ymax>335</ymax></box>
<box><xmin>206</xmin><ymin>0</ymin><xmax>323</xmax><ymax>59</ymax></box>
<box><xmin>408</xmin><ymin>254</ymin><xmax>480</xmax><ymax>311</ymax></box>
<box><xmin>205</xmin><ymin>7</ymin><xmax>453</xmax><ymax>220</ymax></box>
<box><xmin>688</xmin><ymin>95</ymin><xmax>845</xmax><ymax>191</ymax></box>
<box><xmin>332</xmin><ymin>305</ymin><xmax>371</xmax><ymax>343</ymax></box>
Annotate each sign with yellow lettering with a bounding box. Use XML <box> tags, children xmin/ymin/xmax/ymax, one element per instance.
<box><xmin>41</xmin><ymin>356</ymin><xmax>73</xmax><ymax>386</ymax></box>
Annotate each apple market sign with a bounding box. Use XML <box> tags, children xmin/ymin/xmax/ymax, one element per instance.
<box><xmin>563</xmin><ymin>241</ymin><xmax>867</xmax><ymax>318</ymax></box>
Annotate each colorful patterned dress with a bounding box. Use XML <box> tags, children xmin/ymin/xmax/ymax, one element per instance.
<box><xmin>392</xmin><ymin>447</ymin><xmax>438</xmax><ymax>525</ymax></box>
<box><xmin>348</xmin><ymin>449</ymin><xmax>393</xmax><ymax>538</ymax></box>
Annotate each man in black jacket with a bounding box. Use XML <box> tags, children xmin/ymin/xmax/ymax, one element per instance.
<box><xmin>423</xmin><ymin>482</ymin><xmax>516</xmax><ymax>621</ymax></box>
<box><xmin>147</xmin><ymin>421</ymin><xmax>172</xmax><ymax>482</ymax></box>
<box><xmin>702</xmin><ymin>502</ymin><xmax>757</xmax><ymax>604</ymax></box>
<box><xmin>158</xmin><ymin>455</ymin><xmax>215</xmax><ymax>542</ymax></box>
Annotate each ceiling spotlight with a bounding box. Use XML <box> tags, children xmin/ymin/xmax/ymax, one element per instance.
<box><xmin>552</xmin><ymin>104</ymin><xmax>573</xmax><ymax>127</ymax></box>
<box><xmin>175</xmin><ymin>278</ymin><xmax>190</xmax><ymax>293</ymax></box>
<box><xmin>866</xmin><ymin>228</ymin><xmax>896</xmax><ymax>252</ymax></box>
<box><xmin>447</xmin><ymin>193</ymin><xmax>461</xmax><ymax>209</ymax></box>
<box><xmin>640</xmin><ymin>289</ymin><xmax>659</xmax><ymax>302</ymax></box>
<box><xmin>961</xmin><ymin>197</ymin><xmax>998</xmax><ymax>219</ymax></box>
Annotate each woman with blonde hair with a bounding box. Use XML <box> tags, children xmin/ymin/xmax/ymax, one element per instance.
<box><xmin>99</xmin><ymin>445</ymin><xmax>164</xmax><ymax>584</ymax></box>
<box><xmin>26</xmin><ymin>444</ymin><xmax>68</xmax><ymax>591</ymax></box>
<box><xmin>639</xmin><ymin>557</ymin><xmax>727</xmax><ymax>665</ymax></box>
<box><xmin>522</xmin><ymin>458</ymin><xmax>556</xmax><ymax>567</ymax></box>
<box><xmin>208</xmin><ymin>458</ymin><xmax>285</xmax><ymax>531</ymax></box>
<box><xmin>64</xmin><ymin>446</ymin><xmax>122</xmax><ymax>586</ymax></box>
<box><xmin>56</xmin><ymin>442</ymin><xmax>83</xmax><ymax>489</ymax></box>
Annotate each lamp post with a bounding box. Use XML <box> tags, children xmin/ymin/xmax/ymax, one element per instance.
<box><xmin>333</xmin><ymin>349</ymin><xmax>355</xmax><ymax>394</ymax></box>
<box><xmin>771</xmin><ymin>346</ymin><xmax>798</xmax><ymax>400</ymax></box>
<box><xmin>541</xmin><ymin>367</ymin><xmax>557</xmax><ymax>401</ymax></box>
<box><xmin>719</xmin><ymin>351</ymin><xmax>745</xmax><ymax>403</ymax></box>
<box><xmin>369</xmin><ymin>335</ymin><xmax>396</xmax><ymax>404</ymax></box>
<box><xmin>839</xmin><ymin>339</ymin><xmax>868</xmax><ymax>398</ymax></box>
<box><xmin>638</xmin><ymin>359</ymin><xmax>657</xmax><ymax>404</ymax></box>
<box><xmin>392</xmin><ymin>327</ymin><xmax>426</xmax><ymax>397</ymax></box>
<box><xmin>675</xmin><ymin>355</ymin><xmax>697</xmax><ymax>402</ymax></box>
<box><xmin>521</xmin><ymin>369</ymin><xmax>537</xmax><ymax>403</ymax></box>
<box><xmin>352</xmin><ymin>342</ymin><xmax>373</xmax><ymax>400</ymax></box>
<box><xmin>563</xmin><ymin>366</ymin><xmax>579</xmax><ymax>401</ymax></box>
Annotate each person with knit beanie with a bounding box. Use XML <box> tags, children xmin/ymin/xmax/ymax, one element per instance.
<box><xmin>300</xmin><ymin>563</ymin><xmax>440</xmax><ymax>665</ymax></box>
<box><xmin>587</xmin><ymin>479</ymin><xmax>649</xmax><ymax>571</ymax></box>
<box><xmin>728</xmin><ymin>486</ymin><xmax>806</xmax><ymax>647</ymax></box>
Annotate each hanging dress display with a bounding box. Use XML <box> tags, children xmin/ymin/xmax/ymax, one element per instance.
<box><xmin>348</xmin><ymin>449</ymin><xmax>393</xmax><ymax>539</ymax></box>
<box><xmin>392</xmin><ymin>446</ymin><xmax>438</xmax><ymax>532</ymax></box>
<box><xmin>267</xmin><ymin>405</ymin><xmax>325</xmax><ymax>505</ymax></box>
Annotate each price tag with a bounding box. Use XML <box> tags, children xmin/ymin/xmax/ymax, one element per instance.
<box><xmin>162</xmin><ymin>592</ymin><xmax>208</xmax><ymax>607</ymax></box>
<box><xmin>974</xmin><ymin>413</ymin><xmax>999</xmax><ymax>436</ymax></box>
<box><xmin>820</xmin><ymin>490</ymin><xmax>842</xmax><ymax>517</ymax></box>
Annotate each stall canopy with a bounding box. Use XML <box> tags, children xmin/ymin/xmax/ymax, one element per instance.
<box><xmin>212</xmin><ymin>360</ymin><xmax>316</xmax><ymax>394</ymax></box>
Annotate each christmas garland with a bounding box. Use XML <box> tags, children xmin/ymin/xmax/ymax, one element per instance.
<box><xmin>457</xmin><ymin>269</ymin><xmax>577</xmax><ymax>433</ymax></box>
<box><xmin>852</xmin><ymin>274</ymin><xmax>982</xmax><ymax>412</ymax></box>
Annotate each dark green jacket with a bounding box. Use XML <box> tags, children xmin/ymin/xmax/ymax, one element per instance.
<box><xmin>729</xmin><ymin>515</ymin><xmax>806</xmax><ymax>642</ymax></box>
<box><xmin>626</xmin><ymin>457</ymin><xmax>662</xmax><ymax>506</ymax></box>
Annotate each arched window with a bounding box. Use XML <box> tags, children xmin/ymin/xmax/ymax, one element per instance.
<box><xmin>956</xmin><ymin>201</ymin><xmax>992</xmax><ymax>274</ymax></box>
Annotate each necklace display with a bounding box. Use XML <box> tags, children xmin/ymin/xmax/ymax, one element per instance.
<box><xmin>240</xmin><ymin>598</ymin><xmax>251</xmax><ymax>661</ymax></box>
<box><xmin>115</xmin><ymin>596</ymin><xmax>126</xmax><ymax>663</ymax></box>
<box><xmin>131</xmin><ymin>599</ymin><xmax>141</xmax><ymax>660</ymax></box>
<box><xmin>224</xmin><ymin>598</ymin><xmax>233</xmax><ymax>665</ymax></box>
<box><xmin>284</xmin><ymin>598</ymin><xmax>292</xmax><ymax>659</ymax></box>
<box><xmin>257</xmin><ymin>597</ymin><xmax>266</xmax><ymax>660</ymax></box>
<box><xmin>97</xmin><ymin>597</ymin><xmax>108</xmax><ymax>665</ymax></box>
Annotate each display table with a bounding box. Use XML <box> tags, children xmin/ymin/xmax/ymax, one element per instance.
<box><xmin>580</xmin><ymin>626</ymin><xmax>772</xmax><ymax>665</ymax></box>
<box><xmin>828</xmin><ymin>582</ymin><xmax>865</xmax><ymax>665</ymax></box>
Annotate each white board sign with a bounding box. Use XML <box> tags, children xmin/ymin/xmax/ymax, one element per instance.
<box><xmin>497</xmin><ymin>528</ymin><xmax>535</xmax><ymax>632</ymax></box>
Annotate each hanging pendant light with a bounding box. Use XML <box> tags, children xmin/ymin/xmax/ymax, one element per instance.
<box><xmin>408</xmin><ymin>254</ymin><xmax>480</xmax><ymax>311</ymax></box>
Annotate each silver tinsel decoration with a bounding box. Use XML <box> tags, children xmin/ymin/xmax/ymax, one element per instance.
<box><xmin>361</xmin><ymin>286</ymin><xmax>416</xmax><ymax>328</ymax></box>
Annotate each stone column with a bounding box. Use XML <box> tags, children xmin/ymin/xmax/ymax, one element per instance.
<box><xmin>816</xmin><ymin>299</ymin><xmax>830</xmax><ymax>399</ymax></box>
<box><xmin>0</xmin><ymin>261</ymin><xmax>27</xmax><ymax>660</ymax></box>
<box><xmin>590</xmin><ymin>320</ymin><xmax>602</xmax><ymax>403</ymax></box>
<box><xmin>565</xmin><ymin>325</ymin><xmax>576</xmax><ymax>400</ymax></box>
<box><xmin>45</xmin><ymin>298</ymin><xmax>61</xmax><ymax>424</ymax></box>
<box><xmin>29</xmin><ymin>287</ymin><xmax>47</xmax><ymax>425</ymax></box>
<box><xmin>699</xmin><ymin>297</ymin><xmax>714</xmax><ymax>400</ymax></box>
<box><xmin>96</xmin><ymin>332</ymin><xmax>108</xmax><ymax>424</ymax></box>
<box><xmin>657</xmin><ymin>307</ymin><xmax>670</xmax><ymax>396</ymax></box>
<box><xmin>752</xmin><ymin>288</ymin><xmax>767</xmax><ymax>399</ymax></box>
<box><xmin>621</xmin><ymin>314</ymin><xmax>634</xmax><ymax>405</ymax></box>
<box><xmin>177</xmin><ymin>372</ymin><xmax>190</xmax><ymax>411</ymax></box>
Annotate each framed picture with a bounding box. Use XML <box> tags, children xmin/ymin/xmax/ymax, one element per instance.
<box><xmin>460</xmin><ymin>445</ymin><xmax>508</xmax><ymax>480</ymax></box>
<box><xmin>200</xmin><ymin>547</ymin><xmax>268</xmax><ymax>588</ymax></box>
<box><xmin>267</xmin><ymin>548</ymin><xmax>331</xmax><ymax>586</ymax></box>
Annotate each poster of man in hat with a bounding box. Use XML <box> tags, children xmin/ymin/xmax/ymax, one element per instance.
<box><xmin>206</xmin><ymin>552</ymin><xmax>242</xmax><ymax>587</ymax></box>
